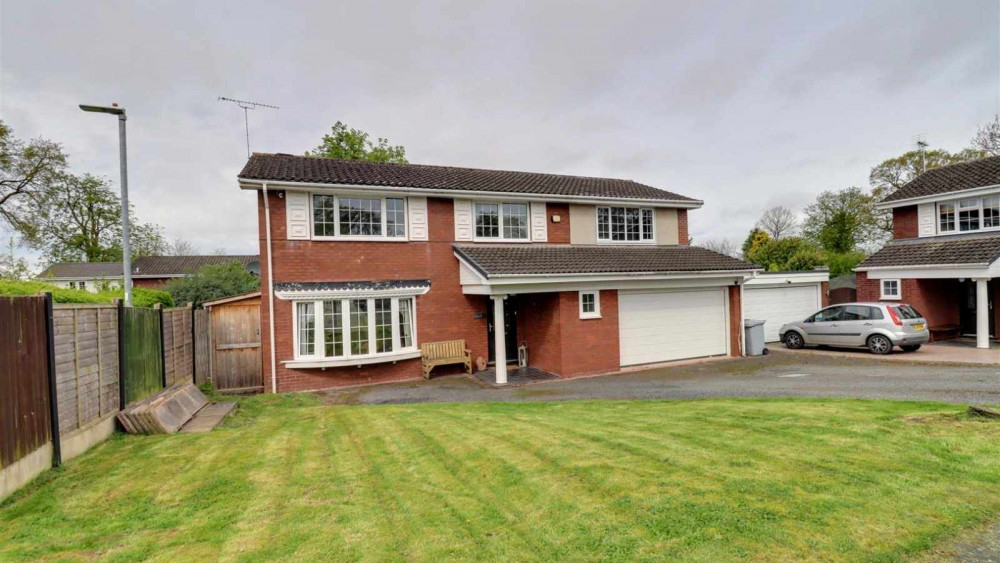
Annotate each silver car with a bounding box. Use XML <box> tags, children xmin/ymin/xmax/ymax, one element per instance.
<box><xmin>779</xmin><ymin>302</ymin><xmax>930</xmax><ymax>355</ymax></box>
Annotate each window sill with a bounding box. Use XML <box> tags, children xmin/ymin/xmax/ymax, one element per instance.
<box><xmin>579</xmin><ymin>314</ymin><xmax>602</xmax><ymax>320</ymax></box>
<box><xmin>471</xmin><ymin>238</ymin><xmax>532</xmax><ymax>243</ymax></box>
<box><xmin>880</xmin><ymin>295</ymin><xmax>902</xmax><ymax>301</ymax></box>
<box><xmin>310</xmin><ymin>236</ymin><xmax>410</xmax><ymax>242</ymax></box>
<box><xmin>595</xmin><ymin>239</ymin><xmax>657</xmax><ymax>245</ymax></box>
<box><xmin>284</xmin><ymin>350</ymin><xmax>422</xmax><ymax>369</ymax></box>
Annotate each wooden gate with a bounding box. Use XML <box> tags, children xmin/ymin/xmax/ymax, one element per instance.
<box><xmin>209</xmin><ymin>297</ymin><xmax>262</xmax><ymax>393</ymax></box>
<box><xmin>120</xmin><ymin>306</ymin><xmax>163</xmax><ymax>405</ymax></box>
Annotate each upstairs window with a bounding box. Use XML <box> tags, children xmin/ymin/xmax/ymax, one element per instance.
<box><xmin>474</xmin><ymin>202</ymin><xmax>529</xmax><ymax>240</ymax></box>
<box><xmin>984</xmin><ymin>197</ymin><xmax>1000</xmax><ymax>229</ymax></box>
<box><xmin>937</xmin><ymin>196</ymin><xmax>1000</xmax><ymax>234</ymax></box>
<box><xmin>597</xmin><ymin>206</ymin><xmax>654</xmax><ymax>242</ymax></box>
<box><xmin>939</xmin><ymin>202</ymin><xmax>955</xmax><ymax>232</ymax></box>
<box><xmin>311</xmin><ymin>194</ymin><xmax>406</xmax><ymax>239</ymax></box>
<box><xmin>958</xmin><ymin>199</ymin><xmax>980</xmax><ymax>231</ymax></box>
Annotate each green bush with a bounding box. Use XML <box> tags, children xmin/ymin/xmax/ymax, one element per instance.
<box><xmin>823</xmin><ymin>251</ymin><xmax>867</xmax><ymax>277</ymax></box>
<box><xmin>0</xmin><ymin>280</ymin><xmax>173</xmax><ymax>307</ymax></box>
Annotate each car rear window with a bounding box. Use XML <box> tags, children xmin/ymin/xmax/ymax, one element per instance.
<box><xmin>892</xmin><ymin>305</ymin><xmax>923</xmax><ymax>320</ymax></box>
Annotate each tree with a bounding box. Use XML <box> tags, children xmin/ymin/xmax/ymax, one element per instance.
<box><xmin>308</xmin><ymin>121</ymin><xmax>408</xmax><ymax>164</ymax></box>
<box><xmin>802</xmin><ymin>187</ymin><xmax>884</xmax><ymax>254</ymax></box>
<box><xmin>823</xmin><ymin>251</ymin><xmax>866</xmax><ymax>277</ymax></box>
<box><xmin>756</xmin><ymin>206</ymin><xmax>797</xmax><ymax>239</ymax></box>
<box><xmin>0</xmin><ymin>120</ymin><xmax>67</xmax><ymax>230</ymax></box>
<box><xmin>166</xmin><ymin>261</ymin><xmax>260</xmax><ymax>306</ymax></box>
<box><xmin>741</xmin><ymin>228</ymin><xmax>770</xmax><ymax>258</ymax></box>
<box><xmin>17</xmin><ymin>173</ymin><xmax>167</xmax><ymax>263</ymax></box>
<box><xmin>170</xmin><ymin>238</ymin><xmax>196</xmax><ymax>256</ymax></box>
<box><xmin>0</xmin><ymin>239</ymin><xmax>30</xmax><ymax>280</ymax></box>
<box><xmin>746</xmin><ymin>237</ymin><xmax>822</xmax><ymax>272</ymax></box>
<box><xmin>970</xmin><ymin>115</ymin><xmax>1000</xmax><ymax>157</ymax></box>
<box><xmin>869</xmin><ymin>149</ymin><xmax>975</xmax><ymax>200</ymax></box>
<box><xmin>697</xmin><ymin>238</ymin><xmax>739</xmax><ymax>258</ymax></box>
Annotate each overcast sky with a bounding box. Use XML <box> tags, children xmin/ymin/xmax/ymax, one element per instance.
<box><xmin>1</xmin><ymin>0</ymin><xmax>998</xmax><ymax>264</ymax></box>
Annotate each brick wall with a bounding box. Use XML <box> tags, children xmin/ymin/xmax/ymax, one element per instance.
<box><xmin>259</xmin><ymin>192</ymin><xmax>489</xmax><ymax>392</ymax></box>
<box><xmin>678</xmin><ymin>209</ymin><xmax>689</xmax><ymax>244</ymax></box>
<box><xmin>856</xmin><ymin>271</ymin><xmax>960</xmax><ymax>338</ymax></box>
<box><xmin>547</xmin><ymin>202</ymin><xmax>571</xmax><ymax>244</ymax></box>
<box><xmin>518</xmin><ymin>293</ymin><xmax>562</xmax><ymax>374</ymax></box>
<box><xmin>821</xmin><ymin>281</ymin><xmax>830</xmax><ymax>307</ymax></box>
<box><xmin>517</xmin><ymin>290</ymin><xmax>620</xmax><ymax>377</ymax></box>
<box><xmin>892</xmin><ymin>206</ymin><xmax>918</xmax><ymax>239</ymax></box>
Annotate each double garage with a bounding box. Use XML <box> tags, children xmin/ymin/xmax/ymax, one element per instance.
<box><xmin>616</xmin><ymin>272</ymin><xmax>828</xmax><ymax>367</ymax></box>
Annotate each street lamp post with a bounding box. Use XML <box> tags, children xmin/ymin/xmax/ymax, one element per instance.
<box><xmin>80</xmin><ymin>103</ymin><xmax>132</xmax><ymax>306</ymax></box>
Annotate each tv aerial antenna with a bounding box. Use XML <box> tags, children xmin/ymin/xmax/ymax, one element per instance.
<box><xmin>218</xmin><ymin>97</ymin><xmax>279</xmax><ymax>157</ymax></box>
<box><xmin>914</xmin><ymin>134</ymin><xmax>929</xmax><ymax>173</ymax></box>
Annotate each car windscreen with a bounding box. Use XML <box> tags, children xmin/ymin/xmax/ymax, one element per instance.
<box><xmin>892</xmin><ymin>305</ymin><xmax>923</xmax><ymax>320</ymax></box>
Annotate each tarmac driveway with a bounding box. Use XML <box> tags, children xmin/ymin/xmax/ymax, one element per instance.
<box><xmin>319</xmin><ymin>349</ymin><xmax>1000</xmax><ymax>406</ymax></box>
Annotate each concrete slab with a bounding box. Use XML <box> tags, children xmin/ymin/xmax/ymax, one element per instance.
<box><xmin>180</xmin><ymin>402</ymin><xmax>237</xmax><ymax>433</ymax></box>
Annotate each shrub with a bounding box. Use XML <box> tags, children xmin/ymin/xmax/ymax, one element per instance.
<box><xmin>0</xmin><ymin>280</ymin><xmax>173</xmax><ymax>307</ymax></box>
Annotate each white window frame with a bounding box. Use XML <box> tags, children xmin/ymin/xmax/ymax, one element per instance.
<box><xmin>880</xmin><ymin>279</ymin><xmax>901</xmax><ymax>300</ymax></box>
<box><xmin>595</xmin><ymin>206</ymin><xmax>656</xmax><ymax>244</ymax></box>
<box><xmin>472</xmin><ymin>201</ymin><xmax>531</xmax><ymax>242</ymax></box>
<box><xmin>291</xmin><ymin>296</ymin><xmax>419</xmax><ymax>362</ymax></box>
<box><xmin>578</xmin><ymin>290</ymin><xmax>601</xmax><ymax>319</ymax></box>
<box><xmin>937</xmin><ymin>196</ymin><xmax>1000</xmax><ymax>234</ymax></box>
<box><xmin>310</xmin><ymin>193</ymin><xmax>408</xmax><ymax>242</ymax></box>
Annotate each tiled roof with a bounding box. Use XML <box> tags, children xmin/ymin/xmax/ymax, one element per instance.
<box><xmin>454</xmin><ymin>244</ymin><xmax>758</xmax><ymax>277</ymax></box>
<box><xmin>238</xmin><ymin>153</ymin><xmax>699</xmax><ymax>203</ymax></box>
<box><xmin>38</xmin><ymin>262</ymin><xmax>123</xmax><ymax>279</ymax></box>
<box><xmin>857</xmin><ymin>232</ymin><xmax>1000</xmax><ymax>268</ymax></box>
<box><xmin>273</xmin><ymin>280</ymin><xmax>430</xmax><ymax>293</ymax></box>
<box><xmin>882</xmin><ymin>156</ymin><xmax>1000</xmax><ymax>203</ymax></box>
<box><xmin>132</xmin><ymin>255</ymin><xmax>259</xmax><ymax>277</ymax></box>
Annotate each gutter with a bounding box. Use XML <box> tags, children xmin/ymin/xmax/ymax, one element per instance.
<box><xmin>236</xmin><ymin>178</ymin><xmax>704</xmax><ymax>209</ymax></box>
<box><xmin>875</xmin><ymin>183</ymin><xmax>1000</xmax><ymax>210</ymax></box>
<box><xmin>263</xmin><ymin>182</ymin><xmax>278</xmax><ymax>394</ymax></box>
<box><xmin>855</xmin><ymin>262</ymin><xmax>991</xmax><ymax>272</ymax></box>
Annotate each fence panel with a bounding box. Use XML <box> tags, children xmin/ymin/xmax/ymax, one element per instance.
<box><xmin>162</xmin><ymin>307</ymin><xmax>193</xmax><ymax>386</ymax></box>
<box><xmin>121</xmin><ymin>307</ymin><xmax>163</xmax><ymax>405</ymax></box>
<box><xmin>212</xmin><ymin>303</ymin><xmax>262</xmax><ymax>393</ymax></box>
<box><xmin>0</xmin><ymin>296</ymin><xmax>51</xmax><ymax>469</ymax></box>
<box><xmin>194</xmin><ymin>309</ymin><xmax>210</xmax><ymax>385</ymax></box>
<box><xmin>52</xmin><ymin>305</ymin><xmax>119</xmax><ymax>436</ymax></box>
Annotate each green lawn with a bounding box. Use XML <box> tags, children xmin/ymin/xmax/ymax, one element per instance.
<box><xmin>2</xmin><ymin>396</ymin><xmax>999</xmax><ymax>561</ymax></box>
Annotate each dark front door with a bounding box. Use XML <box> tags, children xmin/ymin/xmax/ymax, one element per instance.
<box><xmin>960</xmin><ymin>280</ymin><xmax>996</xmax><ymax>337</ymax></box>
<box><xmin>487</xmin><ymin>297</ymin><xmax>519</xmax><ymax>364</ymax></box>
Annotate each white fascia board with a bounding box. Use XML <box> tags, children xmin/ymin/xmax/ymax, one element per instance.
<box><xmin>462</xmin><ymin>276</ymin><xmax>747</xmax><ymax>295</ymax></box>
<box><xmin>238</xmin><ymin>179</ymin><xmax>704</xmax><ymax>209</ymax></box>
<box><xmin>274</xmin><ymin>286</ymin><xmax>430</xmax><ymax>301</ymax></box>
<box><xmin>745</xmin><ymin>271</ymin><xmax>830</xmax><ymax>285</ymax></box>
<box><xmin>875</xmin><ymin>184</ymin><xmax>1000</xmax><ymax>210</ymax></box>
<box><xmin>859</xmin><ymin>263</ymin><xmax>997</xmax><ymax>279</ymax></box>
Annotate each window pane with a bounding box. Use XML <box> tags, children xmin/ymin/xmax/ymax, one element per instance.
<box><xmin>475</xmin><ymin>203</ymin><xmax>499</xmax><ymax>238</ymax></box>
<box><xmin>297</xmin><ymin>302</ymin><xmax>315</xmax><ymax>356</ymax></box>
<box><xmin>313</xmin><ymin>195</ymin><xmax>337</xmax><ymax>237</ymax></box>
<box><xmin>624</xmin><ymin>208</ymin><xmax>640</xmax><ymax>241</ymax></box>
<box><xmin>939</xmin><ymin>203</ymin><xmax>956</xmax><ymax>232</ymax></box>
<box><xmin>641</xmin><ymin>209</ymin><xmax>653</xmax><ymax>240</ymax></box>
<box><xmin>398</xmin><ymin>298</ymin><xmax>414</xmax><ymax>349</ymax></box>
<box><xmin>502</xmin><ymin>203</ymin><xmax>529</xmax><ymax>239</ymax></box>
<box><xmin>597</xmin><ymin>207</ymin><xmax>609</xmax><ymax>240</ymax></box>
<box><xmin>984</xmin><ymin>197</ymin><xmax>1000</xmax><ymax>228</ymax></box>
<box><xmin>811</xmin><ymin>307</ymin><xmax>843</xmax><ymax>322</ymax></box>
<box><xmin>581</xmin><ymin>293</ymin><xmax>595</xmax><ymax>313</ymax></box>
<box><xmin>882</xmin><ymin>280</ymin><xmax>899</xmax><ymax>296</ymax></box>
<box><xmin>323</xmin><ymin>301</ymin><xmax>343</xmax><ymax>357</ymax></box>
<box><xmin>339</xmin><ymin>198</ymin><xmax>382</xmax><ymax>236</ymax></box>
<box><xmin>375</xmin><ymin>298</ymin><xmax>393</xmax><ymax>353</ymax></box>
<box><xmin>386</xmin><ymin>198</ymin><xmax>406</xmax><ymax>237</ymax></box>
<box><xmin>350</xmin><ymin>299</ymin><xmax>369</xmax><ymax>355</ymax></box>
<box><xmin>610</xmin><ymin>207</ymin><xmax>626</xmax><ymax>241</ymax></box>
<box><xmin>843</xmin><ymin>305</ymin><xmax>871</xmax><ymax>321</ymax></box>
<box><xmin>959</xmin><ymin>207</ymin><xmax>979</xmax><ymax>231</ymax></box>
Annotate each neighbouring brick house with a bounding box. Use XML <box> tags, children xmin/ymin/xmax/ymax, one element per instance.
<box><xmin>240</xmin><ymin>153</ymin><xmax>762</xmax><ymax>393</ymax></box>
<box><xmin>39</xmin><ymin>255</ymin><xmax>259</xmax><ymax>291</ymax></box>
<box><xmin>856</xmin><ymin>155</ymin><xmax>1000</xmax><ymax>348</ymax></box>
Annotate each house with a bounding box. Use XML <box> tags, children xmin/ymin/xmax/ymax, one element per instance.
<box><xmin>239</xmin><ymin>153</ymin><xmax>763</xmax><ymax>393</ymax></box>
<box><xmin>38</xmin><ymin>255</ymin><xmax>259</xmax><ymax>291</ymax></box>
<box><xmin>856</xmin><ymin>155</ymin><xmax>1000</xmax><ymax>348</ymax></box>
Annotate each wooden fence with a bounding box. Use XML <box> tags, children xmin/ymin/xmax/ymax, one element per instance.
<box><xmin>210</xmin><ymin>300</ymin><xmax>262</xmax><ymax>393</ymax></box>
<box><xmin>0</xmin><ymin>296</ymin><xmax>52</xmax><ymax>470</ymax></box>
<box><xmin>194</xmin><ymin>309</ymin><xmax>210</xmax><ymax>385</ymax></box>
<box><xmin>162</xmin><ymin>306</ymin><xmax>193</xmax><ymax>387</ymax></box>
<box><xmin>120</xmin><ymin>306</ymin><xmax>164</xmax><ymax>405</ymax></box>
<box><xmin>52</xmin><ymin>305</ymin><xmax>119</xmax><ymax>436</ymax></box>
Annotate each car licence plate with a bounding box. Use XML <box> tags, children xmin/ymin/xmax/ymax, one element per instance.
<box><xmin>913</xmin><ymin>323</ymin><xmax>925</xmax><ymax>330</ymax></box>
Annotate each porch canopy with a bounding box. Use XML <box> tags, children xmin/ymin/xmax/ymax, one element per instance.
<box><xmin>453</xmin><ymin>243</ymin><xmax>760</xmax><ymax>384</ymax></box>
<box><xmin>856</xmin><ymin>232</ymin><xmax>1000</xmax><ymax>348</ymax></box>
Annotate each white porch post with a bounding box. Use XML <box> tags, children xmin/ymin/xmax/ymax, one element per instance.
<box><xmin>975</xmin><ymin>278</ymin><xmax>991</xmax><ymax>349</ymax></box>
<box><xmin>492</xmin><ymin>295</ymin><xmax>507</xmax><ymax>385</ymax></box>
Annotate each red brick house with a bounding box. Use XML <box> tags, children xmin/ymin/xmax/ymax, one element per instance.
<box><xmin>239</xmin><ymin>153</ymin><xmax>760</xmax><ymax>393</ymax></box>
<box><xmin>856</xmin><ymin>156</ymin><xmax>1000</xmax><ymax>348</ymax></box>
<box><xmin>39</xmin><ymin>255</ymin><xmax>259</xmax><ymax>290</ymax></box>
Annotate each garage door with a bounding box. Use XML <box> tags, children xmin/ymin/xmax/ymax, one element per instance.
<box><xmin>744</xmin><ymin>285</ymin><xmax>821</xmax><ymax>342</ymax></box>
<box><xmin>618</xmin><ymin>289</ymin><xmax>728</xmax><ymax>367</ymax></box>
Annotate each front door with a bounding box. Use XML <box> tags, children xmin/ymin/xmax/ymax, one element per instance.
<box><xmin>960</xmin><ymin>280</ymin><xmax>996</xmax><ymax>337</ymax></box>
<box><xmin>487</xmin><ymin>297</ymin><xmax>519</xmax><ymax>364</ymax></box>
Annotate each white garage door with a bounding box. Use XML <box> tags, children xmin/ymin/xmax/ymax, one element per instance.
<box><xmin>618</xmin><ymin>289</ymin><xmax>728</xmax><ymax>367</ymax></box>
<box><xmin>744</xmin><ymin>285</ymin><xmax>821</xmax><ymax>342</ymax></box>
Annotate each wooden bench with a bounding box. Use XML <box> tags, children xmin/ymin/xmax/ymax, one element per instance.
<box><xmin>421</xmin><ymin>340</ymin><xmax>472</xmax><ymax>379</ymax></box>
<box><xmin>929</xmin><ymin>324</ymin><xmax>961</xmax><ymax>342</ymax></box>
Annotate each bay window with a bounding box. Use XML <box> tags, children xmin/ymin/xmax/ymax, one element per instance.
<box><xmin>294</xmin><ymin>296</ymin><xmax>417</xmax><ymax>361</ymax></box>
<box><xmin>312</xmin><ymin>194</ymin><xmax>406</xmax><ymax>239</ymax></box>
<box><xmin>597</xmin><ymin>206</ymin><xmax>654</xmax><ymax>242</ymax></box>
<box><xmin>474</xmin><ymin>202</ymin><xmax>529</xmax><ymax>240</ymax></box>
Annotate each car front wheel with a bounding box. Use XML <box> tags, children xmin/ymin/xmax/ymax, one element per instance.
<box><xmin>900</xmin><ymin>344</ymin><xmax>921</xmax><ymax>352</ymax></box>
<box><xmin>783</xmin><ymin>332</ymin><xmax>804</xmax><ymax>349</ymax></box>
<box><xmin>867</xmin><ymin>334</ymin><xmax>893</xmax><ymax>355</ymax></box>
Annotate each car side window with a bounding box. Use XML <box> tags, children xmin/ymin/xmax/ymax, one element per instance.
<box><xmin>843</xmin><ymin>305</ymin><xmax>871</xmax><ymax>321</ymax></box>
<box><xmin>869</xmin><ymin>307</ymin><xmax>884</xmax><ymax>320</ymax></box>
<box><xmin>810</xmin><ymin>306</ymin><xmax>844</xmax><ymax>322</ymax></box>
